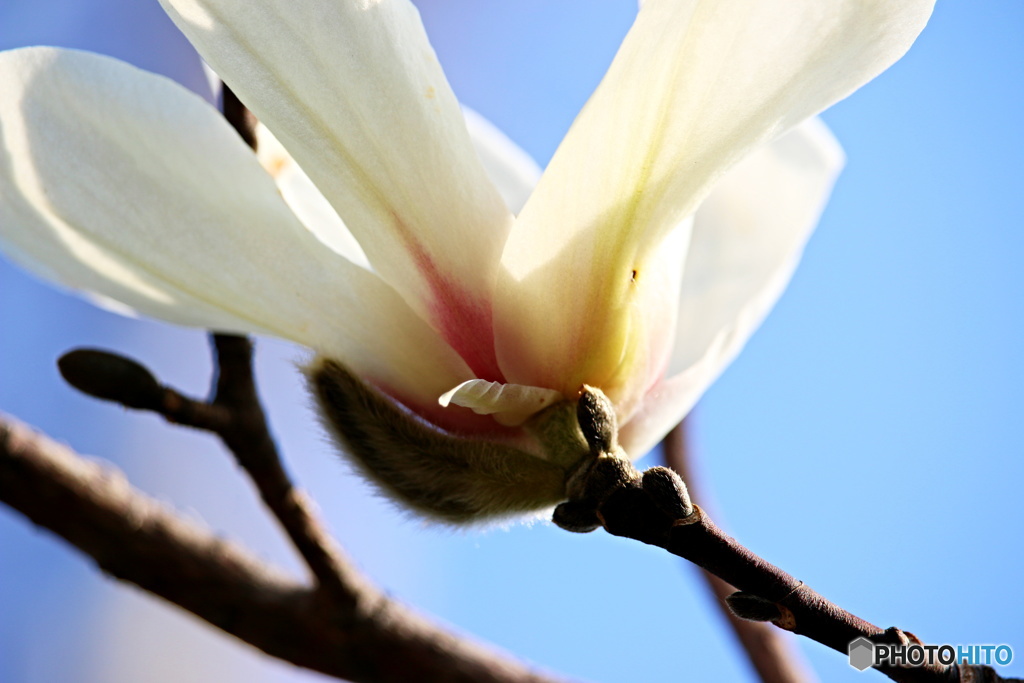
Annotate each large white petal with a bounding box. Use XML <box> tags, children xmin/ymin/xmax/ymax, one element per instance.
<box><xmin>0</xmin><ymin>47</ymin><xmax>471</xmax><ymax>407</ymax></box>
<box><xmin>160</xmin><ymin>0</ymin><xmax>513</xmax><ymax>380</ymax></box>
<box><xmin>254</xmin><ymin>122</ymin><xmax>371</xmax><ymax>269</ymax></box>
<box><xmin>669</xmin><ymin>118</ymin><xmax>844</xmax><ymax>375</ymax></box>
<box><xmin>253</xmin><ymin>107</ymin><xmax>541</xmax><ymax>269</ymax></box>
<box><xmin>618</xmin><ymin>118</ymin><xmax>845</xmax><ymax>458</ymax></box>
<box><xmin>496</xmin><ymin>0</ymin><xmax>933</xmax><ymax>407</ymax></box>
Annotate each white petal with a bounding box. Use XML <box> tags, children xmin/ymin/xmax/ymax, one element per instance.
<box><xmin>496</xmin><ymin>0</ymin><xmax>932</xmax><ymax>405</ymax></box>
<box><xmin>617</xmin><ymin>118</ymin><xmax>845</xmax><ymax>458</ymax></box>
<box><xmin>159</xmin><ymin>0</ymin><xmax>514</xmax><ymax>380</ymax></box>
<box><xmin>438</xmin><ymin>379</ymin><xmax>563</xmax><ymax>427</ymax></box>
<box><xmin>255</xmin><ymin>123</ymin><xmax>370</xmax><ymax>269</ymax></box>
<box><xmin>462</xmin><ymin>108</ymin><xmax>542</xmax><ymax>216</ymax></box>
<box><xmin>616</xmin><ymin>365</ymin><xmax>715</xmax><ymax>460</ymax></box>
<box><xmin>496</xmin><ymin>218</ymin><xmax>692</xmax><ymax>422</ymax></box>
<box><xmin>0</xmin><ymin>47</ymin><xmax>471</xmax><ymax>407</ymax></box>
<box><xmin>252</xmin><ymin>107</ymin><xmax>540</xmax><ymax>270</ymax></box>
<box><xmin>670</xmin><ymin>118</ymin><xmax>844</xmax><ymax>374</ymax></box>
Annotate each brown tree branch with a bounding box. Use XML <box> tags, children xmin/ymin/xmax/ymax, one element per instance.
<box><xmin>196</xmin><ymin>334</ymin><xmax>358</xmax><ymax>602</ymax></box>
<box><xmin>556</xmin><ymin>387</ymin><xmax>1020</xmax><ymax>683</ymax></box>
<box><xmin>5</xmin><ymin>347</ymin><xmax>1018</xmax><ymax>683</ymax></box>
<box><xmin>196</xmin><ymin>89</ymin><xmax>361</xmax><ymax>599</ymax></box>
<box><xmin>0</xmin><ymin>83</ymin><xmax>566</xmax><ymax>682</ymax></box>
<box><xmin>58</xmin><ymin>339</ymin><xmax>355</xmax><ymax>599</ymax></box>
<box><xmin>0</xmin><ymin>413</ymin><xmax>568</xmax><ymax>683</ymax></box>
<box><xmin>662</xmin><ymin>422</ymin><xmax>814</xmax><ymax>683</ymax></box>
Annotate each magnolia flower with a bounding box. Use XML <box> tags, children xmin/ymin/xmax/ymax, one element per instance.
<box><xmin>0</xmin><ymin>0</ymin><xmax>933</xmax><ymax>521</ymax></box>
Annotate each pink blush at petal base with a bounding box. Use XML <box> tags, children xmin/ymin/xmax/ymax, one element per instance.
<box><xmin>411</xmin><ymin>244</ymin><xmax>505</xmax><ymax>384</ymax></box>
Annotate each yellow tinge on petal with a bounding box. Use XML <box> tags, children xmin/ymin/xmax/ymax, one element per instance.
<box><xmin>495</xmin><ymin>0</ymin><xmax>934</xmax><ymax>430</ymax></box>
<box><xmin>0</xmin><ymin>0</ymin><xmax>938</xmax><ymax>524</ymax></box>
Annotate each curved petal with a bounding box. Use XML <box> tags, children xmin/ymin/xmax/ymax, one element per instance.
<box><xmin>253</xmin><ymin>107</ymin><xmax>541</xmax><ymax>269</ymax></box>
<box><xmin>618</xmin><ymin>118</ymin><xmax>845</xmax><ymax>458</ymax></box>
<box><xmin>462</xmin><ymin>107</ymin><xmax>542</xmax><ymax>216</ymax></box>
<box><xmin>438</xmin><ymin>379</ymin><xmax>563</xmax><ymax>427</ymax></box>
<box><xmin>160</xmin><ymin>0</ymin><xmax>513</xmax><ymax>380</ymax></box>
<box><xmin>669</xmin><ymin>118</ymin><xmax>844</xmax><ymax>375</ymax></box>
<box><xmin>255</xmin><ymin>122</ymin><xmax>371</xmax><ymax>269</ymax></box>
<box><xmin>616</xmin><ymin>365</ymin><xmax>714</xmax><ymax>460</ymax></box>
<box><xmin>496</xmin><ymin>0</ymin><xmax>933</xmax><ymax>406</ymax></box>
<box><xmin>0</xmin><ymin>47</ymin><xmax>471</xmax><ymax>408</ymax></box>
<box><xmin>496</xmin><ymin>217</ymin><xmax>692</xmax><ymax>421</ymax></box>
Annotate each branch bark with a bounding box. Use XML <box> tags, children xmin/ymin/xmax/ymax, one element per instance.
<box><xmin>0</xmin><ymin>413</ymin><xmax>566</xmax><ymax>683</ymax></box>
<box><xmin>556</xmin><ymin>386</ymin><xmax>1020</xmax><ymax>683</ymax></box>
<box><xmin>662</xmin><ymin>423</ymin><xmax>814</xmax><ymax>683</ymax></box>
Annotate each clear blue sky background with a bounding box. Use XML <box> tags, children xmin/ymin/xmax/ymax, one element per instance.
<box><xmin>0</xmin><ymin>2</ymin><xmax>1021</xmax><ymax>682</ymax></box>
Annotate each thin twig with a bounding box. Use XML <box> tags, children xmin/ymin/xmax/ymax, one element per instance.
<box><xmin>211</xmin><ymin>85</ymin><xmax>356</xmax><ymax>596</ymax></box>
<box><xmin>0</xmin><ymin>413</ymin><xmax>568</xmax><ymax>683</ymax></box>
<box><xmin>221</xmin><ymin>84</ymin><xmax>258</xmax><ymax>149</ymax></box>
<box><xmin>59</xmin><ymin>339</ymin><xmax>356</xmax><ymax>600</ymax></box>
<box><xmin>663</xmin><ymin>422</ymin><xmax>814</xmax><ymax>683</ymax></box>
<box><xmin>208</xmin><ymin>334</ymin><xmax>359</xmax><ymax>602</ymax></box>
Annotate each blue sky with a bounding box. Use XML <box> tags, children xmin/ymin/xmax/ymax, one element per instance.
<box><xmin>1</xmin><ymin>2</ymin><xmax>1022</xmax><ymax>682</ymax></box>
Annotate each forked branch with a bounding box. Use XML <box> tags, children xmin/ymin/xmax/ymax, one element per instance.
<box><xmin>0</xmin><ymin>340</ymin><xmax>564</xmax><ymax>683</ymax></box>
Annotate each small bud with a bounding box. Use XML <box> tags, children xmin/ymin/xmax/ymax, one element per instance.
<box><xmin>726</xmin><ymin>592</ymin><xmax>782</xmax><ymax>622</ymax></box>
<box><xmin>58</xmin><ymin>349</ymin><xmax>163</xmax><ymax>410</ymax></box>
<box><xmin>583</xmin><ymin>455</ymin><xmax>638</xmax><ymax>501</ymax></box>
<box><xmin>641</xmin><ymin>466</ymin><xmax>693</xmax><ymax>519</ymax></box>
<box><xmin>576</xmin><ymin>385</ymin><xmax>618</xmax><ymax>454</ymax></box>
<box><xmin>552</xmin><ymin>500</ymin><xmax>601</xmax><ymax>533</ymax></box>
<box><xmin>310</xmin><ymin>358</ymin><xmax>569</xmax><ymax>523</ymax></box>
